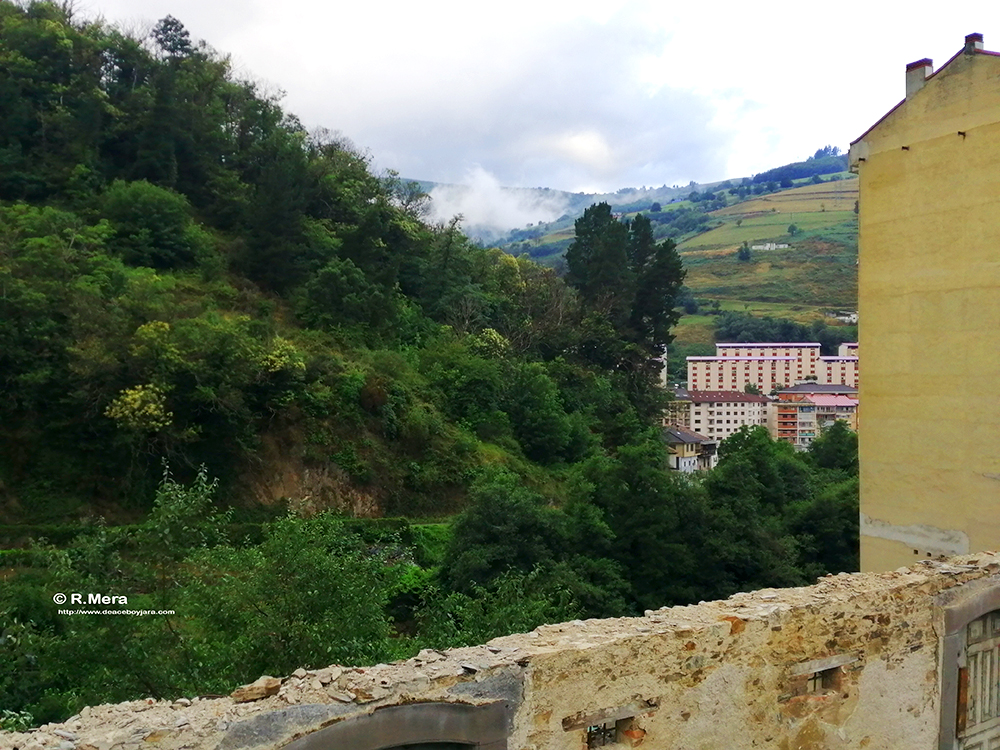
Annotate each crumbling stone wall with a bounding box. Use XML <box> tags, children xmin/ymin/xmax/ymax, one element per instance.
<box><xmin>5</xmin><ymin>554</ymin><xmax>1000</xmax><ymax>750</ymax></box>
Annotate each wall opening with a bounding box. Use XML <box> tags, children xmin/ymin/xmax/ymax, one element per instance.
<box><xmin>281</xmin><ymin>702</ymin><xmax>508</xmax><ymax>750</ymax></box>
<box><xmin>586</xmin><ymin>717</ymin><xmax>637</xmax><ymax>748</ymax></box>
<box><xmin>806</xmin><ymin>666</ymin><xmax>841</xmax><ymax>694</ymax></box>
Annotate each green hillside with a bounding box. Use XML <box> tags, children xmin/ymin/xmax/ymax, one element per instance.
<box><xmin>0</xmin><ymin>2</ymin><xmax>677</xmax><ymax>526</ymax></box>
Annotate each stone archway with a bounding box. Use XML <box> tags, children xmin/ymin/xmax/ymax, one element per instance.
<box><xmin>281</xmin><ymin>702</ymin><xmax>507</xmax><ymax>750</ymax></box>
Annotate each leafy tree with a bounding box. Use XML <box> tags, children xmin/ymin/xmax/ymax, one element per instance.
<box><xmin>627</xmin><ymin>213</ymin><xmax>685</xmax><ymax>358</ymax></box>
<box><xmin>791</xmin><ymin>476</ymin><xmax>859</xmax><ymax>575</ymax></box>
<box><xmin>102</xmin><ymin>180</ymin><xmax>207</xmax><ymax>269</ymax></box>
<box><xmin>808</xmin><ymin>420</ymin><xmax>858</xmax><ymax>474</ymax></box>
<box><xmin>505</xmin><ymin>363</ymin><xmax>572</xmax><ymax>463</ymax></box>
<box><xmin>181</xmin><ymin>513</ymin><xmax>403</xmax><ymax>679</ymax></box>
<box><xmin>737</xmin><ymin>241</ymin><xmax>752</xmax><ymax>261</ymax></box>
<box><xmin>578</xmin><ymin>433</ymin><xmax>716</xmax><ymax>608</ymax></box>
<box><xmin>417</xmin><ymin>569</ymin><xmax>579</xmax><ymax>649</ymax></box>
<box><xmin>297</xmin><ymin>256</ymin><xmax>394</xmax><ymax>330</ymax></box>
<box><xmin>697</xmin><ymin>426</ymin><xmax>816</xmax><ymax>594</ymax></box>
<box><xmin>151</xmin><ymin>16</ymin><xmax>192</xmax><ymax>59</ymax></box>
<box><xmin>143</xmin><ymin>463</ymin><xmax>230</xmax><ymax>559</ymax></box>
<box><xmin>442</xmin><ymin>471</ymin><xmax>628</xmax><ymax>617</ymax></box>
<box><xmin>565</xmin><ymin>203</ymin><xmax>632</xmax><ymax>318</ymax></box>
<box><xmin>443</xmin><ymin>472</ymin><xmax>564</xmax><ymax>591</ymax></box>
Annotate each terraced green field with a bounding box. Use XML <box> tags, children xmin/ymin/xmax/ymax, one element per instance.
<box><xmin>680</xmin><ymin>210</ymin><xmax>855</xmax><ymax>249</ymax></box>
<box><xmin>674</xmin><ymin>179</ymin><xmax>858</xmax><ymax>343</ymax></box>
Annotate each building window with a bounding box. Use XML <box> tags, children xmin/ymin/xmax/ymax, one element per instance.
<box><xmin>586</xmin><ymin>722</ymin><xmax>617</xmax><ymax>747</ymax></box>
<box><xmin>807</xmin><ymin>668</ymin><xmax>841</xmax><ymax>693</ymax></box>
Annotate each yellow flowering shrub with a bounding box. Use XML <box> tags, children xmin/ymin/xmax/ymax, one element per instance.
<box><xmin>258</xmin><ymin>336</ymin><xmax>306</xmax><ymax>374</ymax></box>
<box><xmin>468</xmin><ymin>328</ymin><xmax>510</xmax><ymax>359</ymax></box>
<box><xmin>105</xmin><ymin>384</ymin><xmax>173</xmax><ymax>431</ymax></box>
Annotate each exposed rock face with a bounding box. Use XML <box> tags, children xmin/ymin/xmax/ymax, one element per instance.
<box><xmin>4</xmin><ymin>555</ymin><xmax>1000</xmax><ymax>750</ymax></box>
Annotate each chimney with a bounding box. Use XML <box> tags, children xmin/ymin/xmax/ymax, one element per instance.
<box><xmin>965</xmin><ymin>33</ymin><xmax>984</xmax><ymax>54</ymax></box>
<box><xmin>906</xmin><ymin>58</ymin><xmax>933</xmax><ymax>98</ymax></box>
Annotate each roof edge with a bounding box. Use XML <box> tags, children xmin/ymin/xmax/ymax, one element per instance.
<box><xmin>849</xmin><ymin>45</ymin><xmax>998</xmax><ymax>148</ymax></box>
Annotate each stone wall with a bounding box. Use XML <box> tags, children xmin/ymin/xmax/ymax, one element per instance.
<box><xmin>5</xmin><ymin>553</ymin><xmax>1000</xmax><ymax>750</ymax></box>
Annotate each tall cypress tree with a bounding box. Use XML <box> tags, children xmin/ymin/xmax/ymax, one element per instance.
<box><xmin>628</xmin><ymin>213</ymin><xmax>685</xmax><ymax>356</ymax></box>
<box><xmin>565</xmin><ymin>202</ymin><xmax>633</xmax><ymax>323</ymax></box>
<box><xmin>566</xmin><ymin>204</ymin><xmax>685</xmax><ymax>367</ymax></box>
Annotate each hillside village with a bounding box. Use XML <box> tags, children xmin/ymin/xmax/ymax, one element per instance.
<box><xmin>661</xmin><ymin>341</ymin><xmax>860</xmax><ymax>470</ymax></box>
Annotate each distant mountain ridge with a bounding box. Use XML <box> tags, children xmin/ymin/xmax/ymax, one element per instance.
<box><xmin>412</xmin><ymin>149</ymin><xmax>848</xmax><ymax>244</ymax></box>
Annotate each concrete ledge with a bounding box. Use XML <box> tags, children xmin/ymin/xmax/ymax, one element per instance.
<box><xmin>281</xmin><ymin>701</ymin><xmax>508</xmax><ymax>750</ymax></box>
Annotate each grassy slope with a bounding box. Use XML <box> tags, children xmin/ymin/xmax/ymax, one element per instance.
<box><xmin>672</xmin><ymin>178</ymin><xmax>858</xmax><ymax>344</ymax></box>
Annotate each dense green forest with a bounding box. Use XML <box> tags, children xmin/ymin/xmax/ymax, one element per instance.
<box><xmin>750</xmin><ymin>147</ymin><xmax>847</xmax><ymax>185</ymax></box>
<box><xmin>0</xmin><ymin>1</ymin><xmax>859</xmax><ymax>730</ymax></box>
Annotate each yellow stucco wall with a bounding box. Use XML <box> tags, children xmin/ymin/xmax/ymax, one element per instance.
<box><xmin>854</xmin><ymin>51</ymin><xmax>1000</xmax><ymax>572</ymax></box>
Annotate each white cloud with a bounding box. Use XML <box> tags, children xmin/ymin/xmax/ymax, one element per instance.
<box><xmin>427</xmin><ymin>167</ymin><xmax>570</xmax><ymax>241</ymax></box>
<box><xmin>546</xmin><ymin>132</ymin><xmax>616</xmax><ymax>174</ymax></box>
<box><xmin>81</xmin><ymin>0</ymin><xmax>1000</xmax><ymax>193</ymax></box>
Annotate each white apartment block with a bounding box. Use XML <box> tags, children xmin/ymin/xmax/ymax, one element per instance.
<box><xmin>687</xmin><ymin>343</ymin><xmax>859</xmax><ymax>392</ymax></box>
<box><xmin>682</xmin><ymin>390</ymin><xmax>771</xmax><ymax>442</ymax></box>
<box><xmin>818</xmin><ymin>342</ymin><xmax>860</xmax><ymax>388</ymax></box>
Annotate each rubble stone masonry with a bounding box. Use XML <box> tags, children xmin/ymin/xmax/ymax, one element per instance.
<box><xmin>6</xmin><ymin>554</ymin><xmax>1000</xmax><ymax>750</ymax></box>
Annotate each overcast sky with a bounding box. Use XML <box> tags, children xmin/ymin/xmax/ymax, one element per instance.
<box><xmin>81</xmin><ymin>0</ymin><xmax>996</xmax><ymax>194</ymax></box>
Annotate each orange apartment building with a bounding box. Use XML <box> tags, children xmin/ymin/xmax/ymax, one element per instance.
<box><xmin>768</xmin><ymin>384</ymin><xmax>860</xmax><ymax>448</ymax></box>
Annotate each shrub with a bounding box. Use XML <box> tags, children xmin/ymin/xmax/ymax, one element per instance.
<box><xmin>103</xmin><ymin>180</ymin><xmax>201</xmax><ymax>269</ymax></box>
